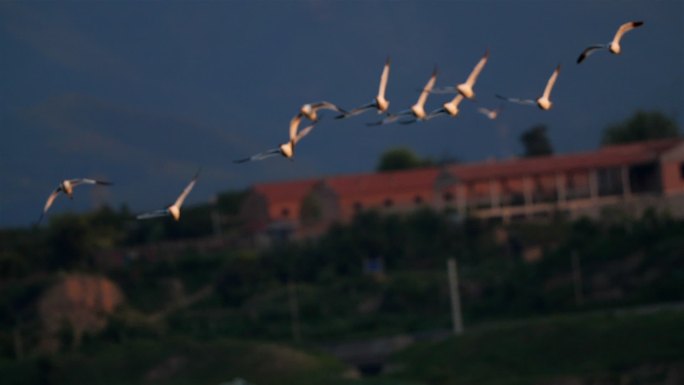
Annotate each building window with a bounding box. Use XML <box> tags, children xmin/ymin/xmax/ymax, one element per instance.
<box><xmin>384</xmin><ymin>198</ymin><xmax>394</xmax><ymax>208</ymax></box>
<box><xmin>443</xmin><ymin>192</ymin><xmax>454</xmax><ymax>202</ymax></box>
<box><xmin>353</xmin><ymin>202</ymin><xmax>363</xmax><ymax>212</ymax></box>
<box><xmin>281</xmin><ymin>208</ymin><xmax>290</xmax><ymax>218</ymax></box>
<box><xmin>414</xmin><ymin>195</ymin><xmax>423</xmax><ymax>204</ymax></box>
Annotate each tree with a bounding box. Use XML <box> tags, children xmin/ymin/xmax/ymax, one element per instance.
<box><xmin>377</xmin><ymin>147</ymin><xmax>433</xmax><ymax>172</ymax></box>
<box><xmin>602</xmin><ymin>110</ymin><xmax>680</xmax><ymax>145</ymax></box>
<box><xmin>520</xmin><ymin>125</ymin><xmax>553</xmax><ymax>157</ymax></box>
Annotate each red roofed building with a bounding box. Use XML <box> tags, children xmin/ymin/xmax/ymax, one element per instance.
<box><xmin>241</xmin><ymin>139</ymin><xmax>684</xmax><ymax>242</ymax></box>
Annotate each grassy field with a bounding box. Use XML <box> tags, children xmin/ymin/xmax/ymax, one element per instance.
<box><xmin>386</xmin><ymin>308</ymin><xmax>684</xmax><ymax>385</ymax></box>
<box><xmin>1</xmin><ymin>308</ymin><xmax>683</xmax><ymax>385</ymax></box>
<box><xmin>0</xmin><ymin>338</ymin><xmax>346</xmax><ymax>385</ymax></box>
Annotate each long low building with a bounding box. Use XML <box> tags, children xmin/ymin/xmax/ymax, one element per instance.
<box><xmin>240</xmin><ymin>139</ymin><xmax>684</xmax><ymax>242</ymax></box>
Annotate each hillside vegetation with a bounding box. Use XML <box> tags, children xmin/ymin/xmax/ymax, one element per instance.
<box><xmin>1</xmin><ymin>205</ymin><xmax>683</xmax><ymax>384</ymax></box>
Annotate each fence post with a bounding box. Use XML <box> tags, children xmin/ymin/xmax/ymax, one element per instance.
<box><xmin>447</xmin><ymin>258</ymin><xmax>464</xmax><ymax>335</ymax></box>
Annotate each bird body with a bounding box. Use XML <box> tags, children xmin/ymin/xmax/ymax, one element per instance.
<box><xmin>137</xmin><ymin>171</ymin><xmax>199</xmax><ymax>221</ymax></box>
<box><xmin>234</xmin><ymin>115</ymin><xmax>315</xmax><ymax>163</ymax></box>
<box><xmin>338</xmin><ymin>57</ymin><xmax>391</xmax><ymax>119</ymax></box>
<box><xmin>497</xmin><ymin>64</ymin><xmax>560</xmax><ymax>111</ymax></box>
<box><xmin>456</xmin><ymin>49</ymin><xmax>489</xmax><ymax>99</ymax></box>
<box><xmin>477</xmin><ymin>106</ymin><xmax>502</xmax><ymax>120</ymax></box>
<box><xmin>369</xmin><ymin>66</ymin><xmax>437</xmax><ymax>125</ymax></box>
<box><xmin>38</xmin><ymin>178</ymin><xmax>112</xmax><ymax>224</ymax></box>
<box><xmin>374</xmin><ymin>56</ymin><xmax>392</xmax><ymax>113</ymax></box>
<box><xmin>577</xmin><ymin>21</ymin><xmax>643</xmax><ymax>63</ymax></box>
<box><xmin>299</xmin><ymin>101</ymin><xmax>346</xmax><ymax>122</ymax></box>
<box><xmin>410</xmin><ymin>66</ymin><xmax>438</xmax><ymax>120</ymax></box>
<box><xmin>425</xmin><ymin>94</ymin><xmax>465</xmax><ymax>121</ymax></box>
<box><xmin>536</xmin><ymin>64</ymin><xmax>560</xmax><ymax>110</ymax></box>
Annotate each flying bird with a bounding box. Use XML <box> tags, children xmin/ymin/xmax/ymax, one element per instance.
<box><xmin>370</xmin><ymin>66</ymin><xmax>437</xmax><ymax>125</ymax></box>
<box><xmin>496</xmin><ymin>64</ymin><xmax>561</xmax><ymax>111</ymax></box>
<box><xmin>577</xmin><ymin>21</ymin><xmax>644</xmax><ymax>64</ymax></box>
<box><xmin>298</xmin><ymin>101</ymin><xmax>347</xmax><ymax>122</ymax></box>
<box><xmin>425</xmin><ymin>94</ymin><xmax>465</xmax><ymax>121</ymax></box>
<box><xmin>431</xmin><ymin>49</ymin><xmax>489</xmax><ymax>100</ymax></box>
<box><xmin>234</xmin><ymin>115</ymin><xmax>316</xmax><ymax>163</ymax></box>
<box><xmin>337</xmin><ymin>57</ymin><xmax>391</xmax><ymax>119</ymax></box>
<box><xmin>38</xmin><ymin>178</ymin><xmax>112</xmax><ymax>224</ymax></box>
<box><xmin>136</xmin><ymin>171</ymin><xmax>200</xmax><ymax>221</ymax></box>
<box><xmin>477</xmin><ymin>105</ymin><xmax>503</xmax><ymax>120</ymax></box>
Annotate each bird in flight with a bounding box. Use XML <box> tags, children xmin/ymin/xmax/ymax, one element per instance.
<box><xmin>337</xmin><ymin>57</ymin><xmax>391</xmax><ymax>119</ymax></box>
<box><xmin>496</xmin><ymin>64</ymin><xmax>561</xmax><ymax>111</ymax></box>
<box><xmin>577</xmin><ymin>21</ymin><xmax>644</xmax><ymax>64</ymax></box>
<box><xmin>432</xmin><ymin>49</ymin><xmax>489</xmax><ymax>100</ymax></box>
<box><xmin>425</xmin><ymin>94</ymin><xmax>465</xmax><ymax>121</ymax></box>
<box><xmin>234</xmin><ymin>115</ymin><xmax>316</xmax><ymax>163</ymax></box>
<box><xmin>298</xmin><ymin>101</ymin><xmax>347</xmax><ymax>122</ymax></box>
<box><xmin>477</xmin><ymin>105</ymin><xmax>503</xmax><ymax>120</ymax></box>
<box><xmin>38</xmin><ymin>178</ymin><xmax>112</xmax><ymax>224</ymax></box>
<box><xmin>370</xmin><ymin>66</ymin><xmax>438</xmax><ymax>125</ymax></box>
<box><xmin>137</xmin><ymin>170</ymin><xmax>200</xmax><ymax>221</ymax></box>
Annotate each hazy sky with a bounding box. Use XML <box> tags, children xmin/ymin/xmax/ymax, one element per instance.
<box><xmin>1</xmin><ymin>1</ymin><xmax>682</xmax><ymax>228</ymax></box>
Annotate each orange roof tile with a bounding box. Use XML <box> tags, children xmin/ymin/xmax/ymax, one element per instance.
<box><xmin>252</xmin><ymin>179</ymin><xmax>318</xmax><ymax>205</ymax></box>
<box><xmin>324</xmin><ymin>167</ymin><xmax>440</xmax><ymax>199</ymax></box>
<box><xmin>449</xmin><ymin>138</ymin><xmax>682</xmax><ymax>181</ymax></box>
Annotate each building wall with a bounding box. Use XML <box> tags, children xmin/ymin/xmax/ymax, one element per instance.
<box><xmin>660</xmin><ymin>142</ymin><xmax>684</xmax><ymax>195</ymax></box>
<box><xmin>243</xmin><ymin>140</ymin><xmax>684</xmax><ymax>240</ymax></box>
<box><xmin>661</xmin><ymin>161</ymin><xmax>684</xmax><ymax>195</ymax></box>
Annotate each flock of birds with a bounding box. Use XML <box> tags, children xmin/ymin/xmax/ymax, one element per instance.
<box><xmin>38</xmin><ymin>21</ymin><xmax>644</xmax><ymax>224</ymax></box>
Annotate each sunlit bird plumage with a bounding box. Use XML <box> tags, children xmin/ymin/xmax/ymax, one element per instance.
<box><xmin>337</xmin><ymin>57</ymin><xmax>392</xmax><ymax>119</ymax></box>
<box><xmin>38</xmin><ymin>178</ymin><xmax>112</xmax><ymax>224</ymax></box>
<box><xmin>136</xmin><ymin>170</ymin><xmax>200</xmax><ymax>221</ymax></box>
<box><xmin>370</xmin><ymin>66</ymin><xmax>438</xmax><ymax>125</ymax></box>
<box><xmin>577</xmin><ymin>21</ymin><xmax>644</xmax><ymax>64</ymax></box>
<box><xmin>496</xmin><ymin>64</ymin><xmax>561</xmax><ymax>111</ymax></box>
<box><xmin>234</xmin><ymin>115</ymin><xmax>316</xmax><ymax>163</ymax></box>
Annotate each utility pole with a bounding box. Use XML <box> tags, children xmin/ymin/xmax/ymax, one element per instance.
<box><xmin>288</xmin><ymin>280</ymin><xmax>302</xmax><ymax>343</ymax></box>
<box><xmin>447</xmin><ymin>258</ymin><xmax>464</xmax><ymax>335</ymax></box>
<box><xmin>572</xmin><ymin>251</ymin><xmax>584</xmax><ymax>307</ymax></box>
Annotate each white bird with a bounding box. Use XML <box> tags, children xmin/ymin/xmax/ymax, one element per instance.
<box><xmin>577</xmin><ymin>21</ymin><xmax>644</xmax><ymax>64</ymax></box>
<box><xmin>432</xmin><ymin>50</ymin><xmax>489</xmax><ymax>100</ymax></box>
<box><xmin>234</xmin><ymin>115</ymin><xmax>316</xmax><ymax>163</ymax></box>
<box><xmin>370</xmin><ymin>66</ymin><xmax>437</xmax><ymax>125</ymax></box>
<box><xmin>477</xmin><ymin>105</ymin><xmax>503</xmax><ymax>120</ymax></box>
<box><xmin>298</xmin><ymin>101</ymin><xmax>347</xmax><ymax>122</ymax></box>
<box><xmin>496</xmin><ymin>64</ymin><xmax>561</xmax><ymax>111</ymax></box>
<box><xmin>137</xmin><ymin>171</ymin><xmax>200</xmax><ymax>221</ymax></box>
<box><xmin>425</xmin><ymin>94</ymin><xmax>465</xmax><ymax>121</ymax></box>
<box><xmin>38</xmin><ymin>178</ymin><xmax>112</xmax><ymax>224</ymax></box>
<box><xmin>337</xmin><ymin>57</ymin><xmax>391</xmax><ymax>119</ymax></box>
